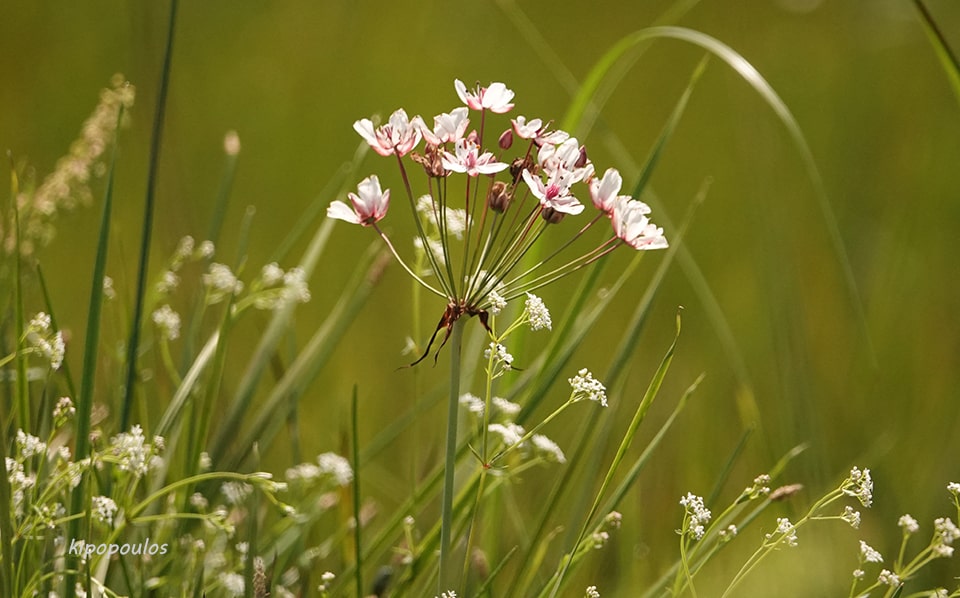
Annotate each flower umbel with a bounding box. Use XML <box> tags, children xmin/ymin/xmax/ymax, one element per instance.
<box><xmin>332</xmin><ymin>79</ymin><xmax>668</xmax><ymax>364</ymax></box>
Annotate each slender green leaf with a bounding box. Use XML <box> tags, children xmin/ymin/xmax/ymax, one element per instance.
<box><xmin>914</xmin><ymin>0</ymin><xmax>960</xmax><ymax>105</ymax></box>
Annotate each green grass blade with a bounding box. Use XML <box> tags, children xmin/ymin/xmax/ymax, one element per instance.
<box><xmin>0</xmin><ymin>163</ymin><xmax>13</xmax><ymax>598</ymax></box>
<box><xmin>574</xmin><ymin>25</ymin><xmax>875</xmax><ymax>368</ymax></box>
<box><xmin>12</xmin><ymin>166</ymin><xmax>29</xmax><ymax>434</ymax></box>
<box><xmin>65</xmin><ymin>102</ymin><xmax>125</xmax><ymax>598</ymax></box>
<box><xmin>351</xmin><ymin>385</ymin><xmax>363</xmax><ymax>598</ymax></box>
<box><xmin>542</xmin><ymin>311</ymin><xmax>683</xmax><ymax>598</ymax></box>
<box><xmin>509</xmin><ymin>183</ymin><xmax>703</xmax><ymax>597</ymax></box>
<box><xmin>602</xmin><ymin>373</ymin><xmax>703</xmax><ymax>517</ymax></box>
<box><xmin>212</xmin><ymin>216</ymin><xmax>337</xmax><ymax>457</ymax></box>
<box><xmin>218</xmin><ymin>243</ymin><xmax>386</xmax><ymax>470</ymax></box>
<box><xmin>913</xmin><ymin>0</ymin><xmax>960</xmax><ymax>105</ymax></box>
<box><xmin>120</xmin><ymin>0</ymin><xmax>179</xmax><ymax>432</ymax></box>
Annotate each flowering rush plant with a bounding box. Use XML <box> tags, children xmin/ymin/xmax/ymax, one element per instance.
<box><xmin>328</xmin><ymin>78</ymin><xmax>668</xmax><ymax>362</ymax></box>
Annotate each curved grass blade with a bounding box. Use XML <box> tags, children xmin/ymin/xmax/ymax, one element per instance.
<box><xmin>64</xmin><ymin>102</ymin><xmax>126</xmax><ymax>598</ymax></box>
<box><xmin>569</xmin><ymin>25</ymin><xmax>875</xmax><ymax>367</ymax></box>
<box><xmin>120</xmin><ymin>0</ymin><xmax>179</xmax><ymax>432</ymax></box>
<box><xmin>913</xmin><ymin>0</ymin><xmax>960</xmax><ymax>105</ymax></box>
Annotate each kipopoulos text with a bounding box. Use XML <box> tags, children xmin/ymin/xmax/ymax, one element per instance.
<box><xmin>68</xmin><ymin>538</ymin><xmax>169</xmax><ymax>558</ymax></box>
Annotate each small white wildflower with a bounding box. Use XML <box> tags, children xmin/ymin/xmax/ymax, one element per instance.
<box><xmin>898</xmin><ymin>514</ymin><xmax>919</xmax><ymax>534</ymax></box>
<box><xmin>532</xmin><ymin>434</ymin><xmax>566</xmax><ymax>463</ymax></box>
<box><xmin>877</xmin><ymin>569</ymin><xmax>900</xmax><ymax>587</ymax></box>
<box><xmin>175</xmin><ymin>235</ymin><xmax>195</xmax><ymax>261</ymax></box>
<box><xmin>488</xmin><ymin>422</ymin><xmax>525</xmax><ymax>447</ymax></box>
<box><xmin>198</xmin><ymin>240</ymin><xmax>215</xmax><ymax>258</ymax></box>
<box><xmin>47</xmin><ymin>332</ymin><xmax>65</xmax><ymax>370</ymax></box>
<box><xmin>747</xmin><ymin>474</ymin><xmax>771</xmax><ymax>498</ymax></box>
<box><xmin>933</xmin><ymin>544</ymin><xmax>954</xmax><ymax>558</ymax></box>
<box><xmin>852</xmin><ymin>568</ymin><xmax>865</xmax><ymax>579</ymax></box>
<box><xmin>484</xmin><ymin>342</ymin><xmax>514</xmax><ymax>370</ymax></box>
<box><xmin>151</xmin><ymin>305</ymin><xmax>181</xmax><ymax>340</ymax></box>
<box><xmin>487</xmin><ymin>290</ymin><xmax>507</xmax><ymax>315</ymax></box>
<box><xmin>102</xmin><ymin>275</ymin><xmax>116</xmax><ymax>299</ymax></box>
<box><xmin>948</xmin><ymin>482</ymin><xmax>960</xmax><ymax>496</ymax></box>
<box><xmin>435</xmin><ymin>592</ymin><xmax>457</xmax><ymax>598</ymax></box>
<box><xmin>524</xmin><ymin>293</ymin><xmax>552</xmax><ymax>331</ymax></box>
<box><xmin>27</xmin><ymin>319</ymin><xmax>66</xmax><ymax>369</ymax></box>
<box><xmin>591</xmin><ymin>531</ymin><xmax>610</xmax><ymax>548</ymax></box>
<box><xmin>935</xmin><ymin>517</ymin><xmax>960</xmax><ymax>545</ymax></box>
<box><xmin>844</xmin><ymin>467</ymin><xmax>874</xmax><ymax>508</ymax></box>
<box><xmin>317</xmin><ymin>452</ymin><xmax>353</xmax><ymax>486</ymax></box>
<box><xmin>199</xmin><ymin>451</ymin><xmax>212</xmax><ymax>470</ymax></box>
<box><xmin>261</xmin><ymin>262</ymin><xmax>284</xmax><ymax>285</ymax></box>
<box><xmin>585</xmin><ymin>586</ymin><xmax>600</xmax><ymax>598</ymax></box>
<box><xmin>404</xmin><ymin>515</ymin><xmax>416</xmax><ymax>527</ymax></box>
<box><xmin>859</xmin><ymin>540</ymin><xmax>883</xmax><ymax>563</ymax></box>
<box><xmin>766</xmin><ymin>517</ymin><xmax>798</xmax><ymax>547</ymax></box>
<box><xmin>235</xmin><ymin>541</ymin><xmax>249</xmax><ymax>555</ymax></box>
<box><xmin>220</xmin><ymin>572</ymin><xmax>245</xmax><ymax>596</ymax></box>
<box><xmin>16</xmin><ymin>429</ymin><xmax>47</xmax><ymax>458</ymax></box>
<box><xmin>29</xmin><ymin>312</ymin><xmax>51</xmax><ymax>332</ymax></box>
<box><xmin>156</xmin><ymin>270</ymin><xmax>180</xmax><ymax>294</ymax></box>
<box><xmin>492</xmin><ymin>396</ymin><xmax>521</xmax><ymax>417</ymax></box>
<box><xmin>53</xmin><ymin>396</ymin><xmax>76</xmax><ymax>424</ymax></box>
<box><xmin>282</xmin><ymin>267</ymin><xmax>311</xmax><ymax>303</ymax></box>
<box><xmin>413</xmin><ymin>236</ymin><xmax>446</xmax><ymax>266</ymax></box>
<box><xmin>110</xmin><ymin>425</ymin><xmax>156</xmax><ymax>476</ymax></box>
<box><xmin>842</xmin><ymin>505</ymin><xmax>861</xmax><ymax>529</ymax></box>
<box><xmin>189</xmin><ymin>492</ymin><xmax>208</xmax><ymax>509</ymax></box>
<box><xmin>221</xmin><ymin>481</ymin><xmax>253</xmax><ymax>505</ymax></box>
<box><xmin>92</xmin><ymin>495</ymin><xmax>118</xmax><ymax>525</ymax></box>
<box><xmin>75</xmin><ymin>583</ymin><xmax>88</xmax><ymax>598</ymax></box>
<box><xmin>718</xmin><ymin>524</ymin><xmax>738</xmax><ymax>541</ymax></box>
<box><xmin>679</xmin><ymin>493</ymin><xmax>711</xmax><ymax>540</ymax></box>
<box><xmin>930</xmin><ymin>588</ymin><xmax>949</xmax><ymax>598</ymax></box>
<box><xmin>224</xmin><ymin>131</ymin><xmax>241</xmax><ymax>156</ymax></box>
<box><xmin>321</xmin><ymin>571</ymin><xmax>336</xmax><ymax>582</ymax></box>
<box><xmin>446</xmin><ymin>208</ymin><xmax>468</xmax><ymax>239</ymax></box>
<box><xmin>459</xmin><ymin>392</ymin><xmax>485</xmax><ymax>416</ymax></box>
<box><xmin>605</xmin><ymin>511</ymin><xmax>622</xmax><ymax>529</ymax></box>
<box><xmin>569</xmin><ymin>368</ymin><xmax>607</xmax><ymax>407</ymax></box>
<box><xmin>286</xmin><ymin>462</ymin><xmax>322</xmax><ymax>482</ymax></box>
<box><xmin>203</xmin><ymin>262</ymin><xmax>243</xmax><ymax>300</ymax></box>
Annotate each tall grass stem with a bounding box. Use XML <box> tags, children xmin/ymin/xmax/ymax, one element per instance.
<box><xmin>120</xmin><ymin>0</ymin><xmax>179</xmax><ymax>431</ymax></box>
<box><xmin>439</xmin><ymin>317</ymin><xmax>465</xmax><ymax>594</ymax></box>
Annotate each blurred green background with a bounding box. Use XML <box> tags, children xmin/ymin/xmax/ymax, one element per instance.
<box><xmin>2</xmin><ymin>0</ymin><xmax>959</xmax><ymax>594</ymax></box>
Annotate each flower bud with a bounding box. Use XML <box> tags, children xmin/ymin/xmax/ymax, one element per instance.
<box><xmin>466</xmin><ymin>129</ymin><xmax>479</xmax><ymax>145</ymax></box>
<box><xmin>498</xmin><ymin>128</ymin><xmax>513</xmax><ymax>150</ymax></box>
<box><xmin>487</xmin><ymin>181</ymin><xmax>512</xmax><ymax>213</ymax></box>
<box><xmin>541</xmin><ymin>207</ymin><xmax>565</xmax><ymax>224</ymax></box>
<box><xmin>575</xmin><ymin>145</ymin><xmax>589</xmax><ymax>168</ymax></box>
<box><xmin>510</xmin><ymin>157</ymin><xmax>533</xmax><ymax>183</ymax></box>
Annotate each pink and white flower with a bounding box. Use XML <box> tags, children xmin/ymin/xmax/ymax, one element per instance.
<box><xmin>420</xmin><ymin>107</ymin><xmax>470</xmax><ymax>146</ymax></box>
<box><xmin>353</xmin><ymin>109</ymin><xmax>423</xmax><ymax>157</ymax></box>
<box><xmin>521</xmin><ymin>169</ymin><xmax>584</xmax><ymax>216</ymax></box>
<box><xmin>327</xmin><ymin>175</ymin><xmax>390</xmax><ymax>226</ymax></box>
<box><xmin>611</xmin><ymin>197</ymin><xmax>667</xmax><ymax>250</ymax></box>
<box><xmin>590</xmin><ymin>167</ymin><xmax>640</xmax><ymax>216</ymax></box>
<box><xmin>538</xmin><ymin>137</ymin><xmax>593</xmax><ymax>183</ymax></box>
<box><xmin>442</xmin><ymin>139</ymin><xmax>509</xmax><ymax>177</ymax></box>
<box><xmin>511</xmin><ymin>115</ymin><xmax>543</xmax><ymax>140</ymax></box>
<box><xmin>455</xmin><ymin>79</ymin><xmax>515</xmax><ymax>113</ymax></box>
